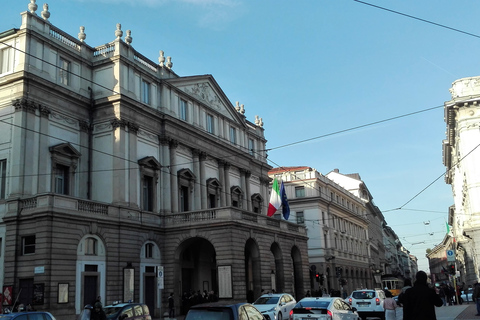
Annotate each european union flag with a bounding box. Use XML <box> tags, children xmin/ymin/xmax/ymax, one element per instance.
<box><xmin>280</xmin><ymin>181</ymin><xmax>290</xmax><ymax>220</ymax></box>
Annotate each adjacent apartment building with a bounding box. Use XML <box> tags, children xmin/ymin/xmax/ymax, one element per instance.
<box><xmin>442</xmin><ymin>75</ymin><xmax>480</xmax><ymax>284</ymax></box>
<box><xmin>0</xmin><ymin>3</ymin><xmax>310</xmax><ymax>319</ymax></box>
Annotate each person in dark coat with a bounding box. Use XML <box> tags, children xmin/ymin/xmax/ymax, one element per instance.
<box><xmin>402</xmin><ymin>270</ymin><xmax>443</xmax><ymax>320</ymax></box>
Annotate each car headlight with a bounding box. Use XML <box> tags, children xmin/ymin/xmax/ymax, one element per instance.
<box><xmin>267</xmin><ymin>306</ymin><xmax>277</xmax><ymax>312</ymax></box>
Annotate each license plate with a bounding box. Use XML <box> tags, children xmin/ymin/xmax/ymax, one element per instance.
<box><xmin>357</xmin><ymin>302</ymin><xmax>369</xmax><ymax>306</ymax></box>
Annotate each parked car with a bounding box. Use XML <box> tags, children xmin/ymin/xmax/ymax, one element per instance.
<box><xmin>0</xmin><ymin>312</ymin><xmax>56</xmax><ymax>320</ymax></box>
<box><xmin>253</xmin><ymin>293</ymin><xmax>296</xmax><ymax>320</ymax></box>
<box><xmin>461</xmin><ymin>287</ymin><xmax>473</xmax><ymax>302</ymax></box>
<box><xmin>289</xmin><ymin>297</ymin><xmax>360</xmax><ymax>320</ymax></box>
<box><xmin>185</xmin><ymin>301</ymin><xmax>266</xmax><ymax>320</ymax></box>
<box><xmin>103</xmin><ymin>303</ymin><xmax>151</xmax><ymax>320</ymax></box>
<box><xmin>346</xmin><ymin>289</ymin><xmax>385</xmax><ymax>320</ymax></box>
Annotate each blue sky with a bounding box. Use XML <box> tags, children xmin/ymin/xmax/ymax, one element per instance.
<box><xmin>4</xmin><ymin>0</ymin><xmax>480</xmax><ymax>271</ymax></box>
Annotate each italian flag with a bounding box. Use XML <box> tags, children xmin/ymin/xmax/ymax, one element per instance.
<box><xmin>267</xmin><ymin>178</ymin><xmax>281</xmax><ymax>217</ymax></box>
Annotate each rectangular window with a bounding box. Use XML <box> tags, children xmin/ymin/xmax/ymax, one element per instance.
<box><xmin>0</xmin><ymin>47</ymin><xmax>13</xmax><ymax>74</ymax></box>
<box><xmin>141</xmin><ymin>80</ymin><xmax>150</xmax><ymax>104</ymax></box>
<box><xmin>206</xmin><ymin>114</ymin><xmax>215</xmax><ymax>134</ymax></box>
<box><xmin>54</xmin><ymin>164</ymin><xmax>69</xmax><ymax>195</ymax></box>
<box><xmin>248</xmin><ymin>139</ymin><xmax>254</xmax><ymax>156</ymax></box>
<box><xmin>85</xmin><ymin>238</ymin><xmax>97</xmax><ymax>255</ymax></box>
<box><xmin>0</xmin><ymin>159</ymin><xmax>6</xmax><ymax>199</ymax></box>
<box><xmin>142</xmin><ymin>176</ymin><xmax>153</xmax><ymax>211</ymax></box>
<box><xmin>180</xmin><ymin>99</ymin><xmax>188</xmax><ymax>121</ymax></box>
<box><xmin>296</xmin><ymin>211</ymin><xmax>304</xmax><ymax>224</ymax></box>
<box><xmin>22</xmin><ymin>235</ymin><xmax>35</xmax><ymax>255</ymax></box>
<box><xmin>180</xmin><ymin>186</ymin><xmax>189</xmax><ymax>212</ymax></box>
<box><xmin>295</xmin><ymin>186</ymin><xmax>305</xmax><ymax>198</ymax></box>
<box><xmin>229</xmin><ymin>127</ymin><xmax>236</xmax><ymax>144</ymax></box>
<box><xmin>59</xmin><ymin>57</ymin><xmax>70</xmax><ymax>85</ymax></box>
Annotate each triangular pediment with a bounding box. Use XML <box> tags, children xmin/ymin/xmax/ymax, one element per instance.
<box><xmin>138</xmin><ymin>156</ymin><xmax>161</xmax><ymax>170</ymax></box>
<box><xmin>166</xmin><ymin>75</ymin><xmax>247</xmax><ymax>128</ymax></box>
<box><xmin>49</xmin><ymin>142</ymin><xmax>81</xmax><ymax>158</ymax></box>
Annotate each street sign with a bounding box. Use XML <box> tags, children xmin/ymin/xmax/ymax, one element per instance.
<box><xmin>446</xmin><ymin>250</ymin><xmax>455</xmax><ymax>262</ymax></box>
<box><xmin>157</xmin><ymin>266</ymin><xmax>164</xmax><ymax>289</ymax></box>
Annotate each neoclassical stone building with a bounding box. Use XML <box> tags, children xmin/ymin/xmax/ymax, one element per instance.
<box><xmin>0</xmin><ymin>3</ymin><xmax>309</xmax><ymax>319</ymax></box>
<box><xmin>443</xmin><ymin>76</ymin><xmax>480</xmax><ymax>284</ymax></box>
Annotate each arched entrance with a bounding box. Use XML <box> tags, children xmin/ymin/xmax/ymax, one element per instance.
<box><xmin>270</xmin><ymin>242</ymin><xmax>284</xmax><ymax>292</ymax></box>
<box><xmin>178</xmin><ymin>237</ymin><xmax>217</xmax><ymax>312</ymax></box>
<box><xmin>291</xmin><ymin>246</ymin><xmax>304</xmax><ymax>300</ymax></box>
<box><xmin>245</xmin><ymin>238</ymin><xmax>262</xmax><ymax>302</ymax></box>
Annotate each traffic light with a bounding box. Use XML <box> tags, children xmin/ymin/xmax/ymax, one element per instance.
<box><xmin>448</xmin><ymin>263</ymin><xmax>456</xmax><ymax>275</ymax></box>
<box><xmin>315</xmin><ymin>273</ymin><xmax>320</xmax><ymax>282</ymax></box>
<box><xmin>319</xmin><ymin>274</ymin><xmax>324</xmax><ymax>285</ymax></box>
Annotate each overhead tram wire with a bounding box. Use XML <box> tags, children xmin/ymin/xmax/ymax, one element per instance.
<box><xmin>353</xmin><ymin>0</ymin><xmax>480</xmax><ymax>39</ymax></box>
<box><xmin>383</xmin><ymin>140</ymin><xmax>480</xmax><ymax>213</ymax></box>
<box><xmin>264</xmin><ymin>105</ymin><xmax>443</xmax><ymax>152</ymax></box>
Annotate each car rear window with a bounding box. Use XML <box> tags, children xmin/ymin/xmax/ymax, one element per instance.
<box><xmin>254</xmin><ymin>296</ymin><xmax>279</xmax><ymax>304</ymax></box>
<box><xmin>352</xmin><ymin>291</ymin><xmax>375</xmax><ymax>299</ymax></box>
<box><xmin>186</xmin><ymin>308</ymin><xmax>233</xmax><ymax>320</ymax></box>
<box><xmin>294</xmin><ymin>301</ymin><xmax>330</xmax><ymax>309</ymax></box>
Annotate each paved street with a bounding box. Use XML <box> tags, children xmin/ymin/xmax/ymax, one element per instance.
<box><xmin>162</xmin><ymin>302</ymin><xmax>479</xmax><ymax>320</ymax></box>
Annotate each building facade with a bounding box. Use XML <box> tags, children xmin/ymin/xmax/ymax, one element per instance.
<box><xmin>443</xmin><ymin>76</ymin><xmax>480</xmax><ymax>284</ymax></box>
<box><xmin>0</xmin><ymin>3</ymin><xmax>310</xmax><ymax>319</ymax></box>
<box><xmin>268</xmin><ymin>167</ymin><xmax>372</xmax><ymax>296</ymax></box>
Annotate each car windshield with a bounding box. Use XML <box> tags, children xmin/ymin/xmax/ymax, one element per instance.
<box><xmin>104</xmin><ymin>306</ymin><xmax>123</xmax><ymax>319</ymax></box>
<box><xmin>254</xmin><ymin>297</ymin><xmax>279</xmax><ymax>305</ymax></box>
<box><xmin>186</xmin><ymin>308</ymin><xmax>232</xmax><ymax>320</ymax></box>
<box><xmin>295</xmin><ymin>301</ymin><xmax>329</xmax><ymax>309</ymax></box>
<box><xmin>352</xmin><ymin>291</ymin><xmax>375</xmax><ymax>299</ymax></box>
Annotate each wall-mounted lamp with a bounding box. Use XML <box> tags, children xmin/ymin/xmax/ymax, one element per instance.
<box><xmin>325</xmin><ymin>255</ymin><xmax>335</xmax><ymax>261</ymax></box>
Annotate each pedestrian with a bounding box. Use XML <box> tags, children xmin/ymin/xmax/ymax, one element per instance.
<box><xmin>472</xmin><ymin>281</ymin><xmax>480</xmax><ymax>316</ymax></box>
<box><xmin>397</xmin><ymin>278</ymin><xmax>412</xmax><ymax>307</ymax></box>
<box><xmin>383</xmin><ymin>290</ymin><xmax>397</xmax><ymax>320</ymax></box>
<box><xmin>90</xmin><ymin>302</ymin><xmax>106</xmax><ymax>320</ymax></box>
<box><xmin>402</xmin><ymin>270</ymin><xmax>443</xmax><ymax>320</ymax></box>
<box><xmin>168</xmin><ymin>292</ymin><xmax>175</xmax><ymax>319</ymax></box>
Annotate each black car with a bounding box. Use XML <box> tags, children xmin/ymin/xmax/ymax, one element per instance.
<box><xmin>185</xmin><ymin>301</ymin><xmax>266</xmax><ymax>320</ymax></box>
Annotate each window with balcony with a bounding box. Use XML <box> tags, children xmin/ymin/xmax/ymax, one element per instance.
<box><xmin>206</xmin><ymin>114</ymin><xmax>215</xmax><ymax>134</ymax></box>
<box><xmin>251</xmin><ymin>193</ymin><xmax>263</xmax><ymax>213</ymax></box>
<box><xmin>207</xmin><ymin>178</ymin><xmax>221</xmax><ymax>208</ymax></box>
<box><xmin>0</xmin><ymin>47</ymin><xmax>13</xmax><ymax>74</ymax></box>
<box><xmin>231</xmin><ymin>186</ymin><xmax>243</xmax><ymax>208</ymax></box>
<box><xmin>138</xmin><ymin>156</ymin><xmax>161</xmax><ymax>212</ymax></box>
<box><xmin>22</xmin><ymin>235</ymin><xmax>35</xmax><ymax>255</ymax></box>
<box><xmin>180</xmin><ymin>99</ymin><xmax>188</xmax><ymax>121</ymax></box>
<box><xmin>178</xmin><ymin>168</ymin><xmax>195</xmax><ymax>212</ymax></box>
<box><xmin>50</xmin><ymin>143</ymin><xmax>80</xmax><ymax>196</ymax></box>
<box><xmin>59</xmin><ymin>57</ymin><xmax>70</xmax><ymax>85</ymax></box>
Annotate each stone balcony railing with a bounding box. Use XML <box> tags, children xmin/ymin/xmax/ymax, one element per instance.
<box><xmin>1</xmin><ymin>194</ymin><xmax>306</xmax><ymax>235</ymax></box>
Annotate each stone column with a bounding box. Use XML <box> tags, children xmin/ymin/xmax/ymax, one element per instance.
<box><xmin>224</xmin><ymin>162</ymin><xmax>231</xmax><ymax>206</ymax></box>
<box><xmin>218</xmin><ymin>160</ymin><xmax>226</xmax><ymax>206</ymax></box>
<box><xmin>160</xmin><ymin>136</ymin><xmax>171</xmax><ymax>213</ymax></box>
<box><xmin>192</xmin><ymin>149</ymin><xmax>201</xmax><ymax>210</ymax></box>
<box><xmin>240</xmin><ymin>168</ymin><xmax>247</xmax><ymax>209</ymax></box>
<box><xmin>170</xmin><ymin>139</ymin><xmax>179</xmax><ymax>213</ymax></box>
<box><xmin>260</xmin><ymin>177</ymin><xmax>269</xmax><ymax>214</ymax></box>
<box><xmin>111</xmin><ymin>119</ymin><xmax>128</xmax><ymax>205</ymax></box>
<box><xmin>38</xmin><ymin>105</ymin><xmax>51</xmax><ymax>194</ymax></box>
<box><xmin>128</xmin><ymin>123</ymin><xmax>139</xmax><ymax>208</ymax></box>
<box><xmin>200</xmin><ymin>152</ymin><xmax>207</xmax><ymax>209</ymax></box>
<box><xmin>245</xmin><ymin>170</ymin><xmax>252</xmax><ymax>211</ymax></box>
